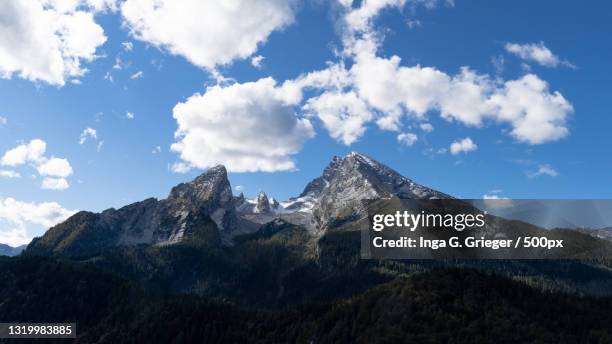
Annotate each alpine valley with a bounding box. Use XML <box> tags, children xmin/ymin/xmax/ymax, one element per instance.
<box><xmin>2</xmin><ymin>153</ymin><xmax>612</xmax><ymax>343</ymax></box>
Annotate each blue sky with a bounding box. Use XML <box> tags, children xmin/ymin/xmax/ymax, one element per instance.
<box><xmin>1</xmin><ymin>0</ymin><xmax>611</xmax><ymax>245</ymax></box>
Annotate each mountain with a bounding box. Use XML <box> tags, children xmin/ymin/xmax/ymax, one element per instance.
<box><xmin>577</xmin><ymin>227</ymin><xmax>612</xmax><ymax>241</ymax></box>
<box><xmin>296</xmin><ymin>151</ymin><xmax>450</xmax><ymax>231</ymax></box>
<box><xmin>0</xmin><ymin>243</ymin><xmax>26</xmax><ymax>257</ymax></box>
<box><xmin>10</xmin><ymin>152</ymin><xmax>612</xmax><ymax>340</ymax></box>
<box><xmin>26</xmin><ymin>152</ymin><xmax>448</xmax><ymax>256</ymax></box>
<box><xmin>22</xmin><ymin>152</ymin><xmax>612</xmax><ymax>298</ymax></box>
<box><xmin>26</xmin><ymin>165</ymin><xmax>241</xmax><ymax>257</ymax></box>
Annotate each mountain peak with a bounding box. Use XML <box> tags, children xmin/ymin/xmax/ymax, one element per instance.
<box><xmin>26</xmin><ymin>153</ymin><xmax>450</xmax><ymax>255</ymax></box>
<box><xmin>193</xmin><ymin>165</ymin><xmax>227</xmax><ymax>183</ymax></box>
<box><xmin>255</xmin><ymin>192</ymin><xmax>271</xmax><ymax>213</ymax></box>
<box><xmin>346</xmin><ymin>151</ymin><xmax>368</xmax><ymax>159</ymax></box>
<box><xmin>299</xmin><ymin>151</ymin><xmax>450</xmax><ymax>231</ymax></box>
<box><xmin>169</xmin><ymin>165</ymin><xmax>231</xmax><ymax>204</ymax></box>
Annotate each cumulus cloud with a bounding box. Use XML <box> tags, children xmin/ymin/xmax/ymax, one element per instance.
<box><xmin>41</xmin><ymin>177</ymin><xmax>70</xmax><ymax>190</ymax></box>
<box><xmin>505</xmin><ymin>42</ymin><xmax>574</xmax><ymax>68</ymax></box>
<box><xmin>311</xmin><ymin>53</ymin><xmax>571</xmax><ymax>145</ymax></box>
<box><xmin>488</xmin><ymin>74</ymin><xmax>572</xmax><ymax>144</ymax></box>
<box><xmin>0</xmin><ymin>197</ymin><xmax>77</xmax><ymax>246</ymax></box>
<box><xmin>121</xmin><ymin>0</ymin><xmax>297</xmax><ymax>69</ymax></box>
<box><xmin>303</xmin><ymin>91</ymin><xmax>372</xmax><ymax>145</ymax></box>
<box><xmin>37</xmin><ymin>158</ymin><xmax>73</xmax><ymax>178</ymax></box>
<box><xmin>0</xmin><ymin>0</ymin><xmax>110</xmax><ymax>86</ymax></box>
<box><xmin>0</xmin><ymin>139</ymin><xmax>73</xmax><ymax>190</ymax></box>
<box><xmin>171</xmin><ymin>77</ymin><xmax>315</xmax><ymax>172</ymax></box>
<box><xmin>165</xmin><ymin>0</ymin><xmax>574</xmax><ymax>172</ymax></box>
<box><xmin>79</xmin><ymin>127</ymin><xmax>98</xmax><ymax>144</ymax></box>
<box><xmin>450</xmin><ymin>137</ymin><xmax>477</xmax><ymax>155</ymax></box>
<box><xmin>0</xmin><ymin>139</ymin><xmax>47</xmax><ymax>166</ymax></box>
<box><xmin>291</xmin><ymin>2</ymin><xmax>573</xmax><ymax>146</ymax></box>
<box><xmin>126</xmin><ymin>111</ymin><xmax>135</xmax><ymax>120</ymax></box>
<box><xmin>527</xmin><ymin>164</ymin><xmax>559</xmax><ymax>178</ymax></box>
<box><xmin>397</xmin><ymin>132</ymin><xmax>418</xmax><ymax>146</ymax></box>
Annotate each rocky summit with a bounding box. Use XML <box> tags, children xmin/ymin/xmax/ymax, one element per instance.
<box><xmin>25</xmin><ymin>152</ymin><xmax>448</xmax><ymax>256</ymax></box>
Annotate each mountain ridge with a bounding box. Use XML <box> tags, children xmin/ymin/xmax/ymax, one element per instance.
<box><xmin>0</xmin><ymin>243</ymin><xmax>26</xmax><ymax>257</ymax></box>
<box><xmin>25</xmin><ymin>152</ymin><xmax>447</xmax><ymax>256</ymax></box>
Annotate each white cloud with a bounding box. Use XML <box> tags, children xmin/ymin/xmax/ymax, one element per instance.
<box><xmin>488</xmin><ymin>74</ymin><xmax>572</xmax><ymax>144</ymax></box>
<box><xmin>0</xmin><ymin>0</ymin><xmax>109</xmax><ymax>86</ymax></box>
<box><xmin>41</xmin><ymin>177</ymin><xmax>70</xmax><ymax>190</ymax></box>
<box><xmin>0</xmin><ymin>197</ymin><xmax>77</xmax><ymax>246</ymax></box>
<box><xmin>296</xmin><ymin>37</ymin><xmax>571</xmax><ymax>145</ymax></box>
<box><xmin>303</xmin><ymin>91</ymin><xmax>372</xmax><ymax>145</ymax></box>
<box><xmin>505</xmin><ymin>42</ymin><xmax>574</xmax><ymax>68</ymax></box>
<box><xmin>527</xmin><ymin>164</ymin><xmax>559</xmax><ymax>178</ymax></box>
<box><xmin>0</xmin><ymin>139</ymin><xmax>46</xmax><ymax>166</ymax></box>
<box><xmin>302</xmin><ymin>51</ymin><xmax>571</xmax><ymax>146</ymax></box>
<box><xmin>0</xmin><ymin>170</ymin><xmax>20</xmax><ymax>178</ymax></box>
<box><xmin>126</xmin><ymin>111</ymin><xmax>135</xmax><ymax>120</ymax></box>
<box><xmin>450</xmin><ymin>137</ymin><xmax>477</xmax><ymax>155</ymax></box>
<box><xmin>171</xmin><ymin>77</ymin><xmax>314</xmax><ymax>172</ymax></box>
<box><xmin>251</xmin><ymin>55</ymin><xmax>265</xmax><ymax>69</ymax></box>
<box><xmin>79</xmin><ymin>127</ymin><xmax>97</xmax><ymax>144</ymax></box>
<box><xmin>420</xmin><ymin>123</ymin><xmax>434</xmax><ymax>132</ymax></box>
<box><xmin>130</xmin><ymin>71</ymin><xmax>143</xmax><ymax>79</ymax></box>
<box><xmin>163</xmin><ymin>0</ymin><xmax>573</xmax><ymax>171</ymax></box>
<box><xmin>0</xmin><ymin>139</ymin><xmax>73</xmax><ymax>189</ymax></box>
<box><xmin>292</xmin><ymin>2</ymin><xmax>573</xmax><ymax>146</ymax></box>
<box><xmin>234</xmin><ymin>185</ymin><xmax>244</xmax><ymax>192</ymax></box>
<box><xmin>397</xmin><ymin>132</ymin><xmax>418</xmax><ymax>146</ymax></box>
<box><xmin>37</xmin><ymin>158</ymin><xmax>73</xmax><ymax>178</ymax></box>
<box><xmin>121</xmin><ymin>41</ymin><xmax>134</xmax><ymax>51</ymax></box>
<box><xmin>0</xmin><ymin>116</ymin><xmax>7</xmax><ymax>126</ymax></box>
<box><xmin>152</xmin><ymin>146</ymin><xmax>162</xmax><ymax>154</ymax></box>
<box><xmin>121</xmin><ymin>0</ymin><xmax>297</xmax><ymax>69</ymax></box>
<box><xmin>340</xmin><ymin>0</ymin><xmax>407</xmax><ymax>33</ymax></box>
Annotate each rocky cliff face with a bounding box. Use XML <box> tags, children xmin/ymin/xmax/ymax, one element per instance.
<box><xmin>27</xmin><ymin>166</ymin><xmax>241</xmax><ymax>256</ymax></box>
<box><xmin>291</xmin><ymin>152</ymin><xmax>450</xmax><ymax>231</ymax></box>
<box><xmin>159</xmin><ymin>165</ymin><xmax>237</xmax><ymax>243</ymax></box>
<box><xmin>26</xmin><ymin>152</ymin><xmax>448</xmax><ymax>256</ymax></box>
